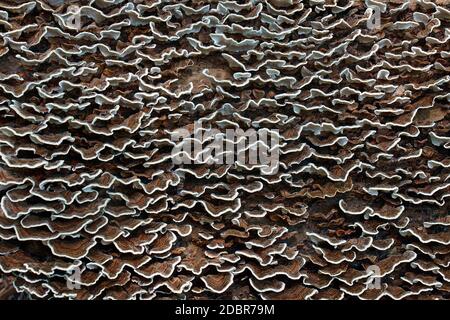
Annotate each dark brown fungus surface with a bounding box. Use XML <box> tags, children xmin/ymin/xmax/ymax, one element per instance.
<box><xmin>0</xmin><ymin>0</ymin><xmax>449</xmax><ymax>300</ymax></box>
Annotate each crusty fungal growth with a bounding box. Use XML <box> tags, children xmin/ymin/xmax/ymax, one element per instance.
<box><xmin>0</xmin><ymin>0</ymin><xmax>449</xmax><ymax>300</ymax></box>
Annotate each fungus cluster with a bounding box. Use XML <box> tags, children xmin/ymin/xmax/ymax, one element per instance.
<box><xmin>0</xmin><ymin>0</ymin><xmax>449</xmax><ymax>299</ymax></box>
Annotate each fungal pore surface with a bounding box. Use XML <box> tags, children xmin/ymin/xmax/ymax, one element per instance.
<box><xmin>0</xmin><ymin>0</ymin><xmax>449</xmax><ymax>300</ymax></box>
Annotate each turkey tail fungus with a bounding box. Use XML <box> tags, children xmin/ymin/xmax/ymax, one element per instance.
<box><xmin>0</xmin><ymin>0</ymin><xmax>449</xmax><ymax>300</ymax></box>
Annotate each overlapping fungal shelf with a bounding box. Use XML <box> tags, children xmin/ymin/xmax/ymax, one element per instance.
<box><xmin>0</xmin><ymin>0</ymin><xmax>449</xmax><ymax>300</ymax></box>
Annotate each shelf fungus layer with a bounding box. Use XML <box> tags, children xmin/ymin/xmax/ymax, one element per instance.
<box><xmin>0</xmin><ymin>0</ymin><xmax>450</xmax><ymax>300</ymax></box>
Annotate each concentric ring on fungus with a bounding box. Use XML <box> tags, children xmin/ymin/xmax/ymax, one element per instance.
<box><xmin>0</xmin><ymin>0</ymin><xmax>449</xmax><ymax>300</ymax></box>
